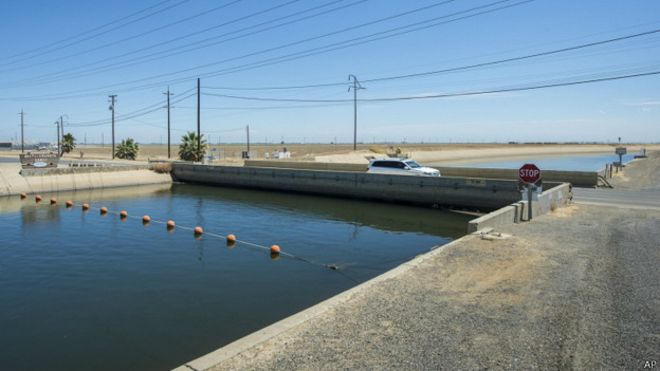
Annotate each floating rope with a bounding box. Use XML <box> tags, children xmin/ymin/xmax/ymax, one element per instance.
<box><xmin>25</xmin><ymin>195</ymin><xmax>345</xmax><ymax>274</ymax></box>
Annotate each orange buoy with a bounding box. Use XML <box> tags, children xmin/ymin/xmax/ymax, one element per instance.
<box><xmin>50</xmin><ymin>198</ymin><xmax>57</xmax><ymax>205</ymax></box>
<box><xmin>65</xmin><ymin>200</ymin><xmax>73</xmax><ymax>208</ymax></box>
<box><xmin>226</xmin><ymin>234</ymin><xmax>236</xmax><ymax>242</ymax></box>
<box><xmin>35</xmin><ymin>195</ymin><xmax>42</xmax><ymax>203</ymax></box>
<box><xmin>100</xmin><ymin>207</ymin><xmax>108</xmax><ymax>215</ymax></box>
<box><xmin>166</xmin><ymin>220</ymin><xmax>175</xmax><ymax>229</ymax></box>
<box><xmin>20</xmin><ymin>192</ymin><xmax>27</xmax><ymax>199</ymax></box>
<box><xmin>82</xmin><ymin>203</ymin><xmax>90</xmax><ymax>211</ymax></box>
<box><xmin>270</xmin><ymin>245</ymin><xmax>281</xmax><ymax>254</ymax></box>
<box><xmin>120</xmin><ymin>210</ymin><xmax>128</xmax><ymax>218</ymax></box>
<box><xmin>142</xmin><ymin>215</ymin><xmax>151</xmax><ymax>223</ymax></box>
<box><xmin>194</xmin><ymin>226</ymin><xmax>203</xmax><ymax>235</ymax></box>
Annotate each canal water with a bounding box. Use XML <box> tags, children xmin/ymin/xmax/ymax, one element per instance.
<box><xmin>0</xmin><ymin>183</ymin><xmax>470</xmax><ymax>371</ymax></box>
<box><xmin>436</xmin><ymin>153</ymin><xmax>635</xmax><ymax>171</ymax></box>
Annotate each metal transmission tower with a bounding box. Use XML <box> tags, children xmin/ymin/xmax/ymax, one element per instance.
<box><xmin>19</xmin><ymin>109</ymin><xmax>25</xmax><ymax>153</ymax></box>
<box><xmin>108</xmin><ymin>95</ymin><xmax>117</xmax><ymax>159</ymax></box>
<box><xmin>348</xmin><ymin>74</ymin><xmax>365</xmax><ymax>151</ymax></box>
<box><xmin>163</xmin><ymin>87</ymin><xmax>174</xmax><ymax>158</ymax></box>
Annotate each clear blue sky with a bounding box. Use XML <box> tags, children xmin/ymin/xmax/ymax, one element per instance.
<box><xmin>1</xmin><ymin>0</ymin><xmax>659</xmax><ymax>144</ymax></box>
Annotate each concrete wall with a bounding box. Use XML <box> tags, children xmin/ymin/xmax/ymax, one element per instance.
<box><xmin>0</xmin><ymin>164</ymin><xmax>172</xmax><ymax>196</ymax></box>
<box><xmin>173</xmin><ymin>163</ymin><xmax>523</xmax><ymax>211</ymax></box>
<box><xmin>467</xmin><ymin>182</ymin><xmax>572</xmax><ymax>233</ymax></box>
<box><xmin>20</xmin><ymin>164</ymin><xmax>152</xmax><ymax>176</ymax></box>
<box><xmin>245</xmin><ymin>160</ymin><xmax>367</xmax><ymax>172</ymax></box>
<box><xmin>244</xmin><ymin>160</ymin><xmax>599</xmax><ymax>187</ymax></box>
<box><xmin>435</xmin><ymin>167</ymin><xmax>597</xmax><ymax>188</ymax></box>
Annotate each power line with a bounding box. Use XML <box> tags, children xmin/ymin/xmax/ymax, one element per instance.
<box><xmin>0</xmin><ymin>0</ymin><xmax>461</xmax><ymax>95</ymax></box>
<box><xmin>5</xmin><ymin>0</ymin><xmax>306</xmax><ymax>85</ymax></box>
<box><xmin>0</xmin><ymin>0</ymin><xmax>244</xmax><ymax>74</ymax></box>
<box><xmin>0</xmin><ymin>0</ymin><xmax>527</xmax><ymax>100</ymax></box>
<box><xmin>202</xmin><ymin>69</ymin><xmax>660</xmax><ymax>103</ymax></box>
<box><xmin>0</xmin><ymin>0</ymin><xmax>192</xmax><ymax>67</ymax></box>
<box><xmin>189</xmin><ymin>0</ymin><xmax>531</xmax><ymax>82</ymax></box>
<box><xmin>198</xmin><ymin>27</ymin><xmax>660</xmax><ymax>91</ymax></box>
<box><xmin>0</xmin><ymin>0</ymin><xmax>177</xmax><ymax>62</ymax></box>
<box><xmin>67</xmin><ymin>90</ymin><xmax>196</xmax><ymax>127</ymax></box>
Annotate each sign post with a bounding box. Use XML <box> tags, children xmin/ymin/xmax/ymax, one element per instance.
<box><xmin>615</xmin><ymin>147</ymin><xmax>626</xmax><ymax>169</ymax></box>
<box><xmin>519</xmin><ymin>163</ymin><xmax>542</xmax><ymax>221</ymax></box>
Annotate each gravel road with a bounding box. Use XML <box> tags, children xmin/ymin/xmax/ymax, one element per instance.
<box><xmin>199</xmin><ymin>203</ymin><xmax>659</xmax><ymax>371</ymax></box>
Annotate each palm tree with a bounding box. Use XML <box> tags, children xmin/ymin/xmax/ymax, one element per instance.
<box><xmin>179</xmin><ymin>131</ymin><xmax>208</xmax><ymax>162</ymax></box>
<box><xmin>61</xmin><ymin>133</ymin><xmax>76</xmax><ymax>154</ymax></box>
<box><xmin>115</xmin><ymin>138</ymin><xmax>139</xmax><ymax>160</ymax></box>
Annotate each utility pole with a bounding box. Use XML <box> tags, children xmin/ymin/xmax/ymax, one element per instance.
<box><xmin>19</xmin><ymin>109</ymin><xmax>25</xmax><ymax>153</ymax></box>
<box><xmin>197</xmin><ymin>78</ymin><xmax>201</xmax><ymax>151</ymax></box>
<box><xmin>163</xmin><ymin>87</ymin><xmax>173</xmax><ymax>159</ymax></box>
<box><xmin>55</xmin><ymin>120</ymin><xmax>60</xmax><ymax>156</ymax></box>
<box><xmin>246</xmin><ymin>124</ymin><xmax>250</xmax><ymax>157</ymax></box>
<box><xmin>59</xmin><ymin>116</ymin><xmax>64</xmax><ymax>156</ymax></box>
<box><xmin>109</xmin><ymin>95</ymin><xmax>117</xmax><ymax>159</ymax></box>
<box><xmin>348</xmin><ymin>74</ymin><xmax>365</xmax><ymax>151</ymax></box>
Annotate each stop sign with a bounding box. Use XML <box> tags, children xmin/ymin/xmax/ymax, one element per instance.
<box><xmin>519</xmin><ymin>163</ymin><xmax>541</xmax><ymax>184</ymax></box>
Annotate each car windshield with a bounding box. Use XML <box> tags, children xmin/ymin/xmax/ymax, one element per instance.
<box><xmin>404</xmin><ymin>161</ymin><xmax>421</xmax><ymax>168</ymax></box>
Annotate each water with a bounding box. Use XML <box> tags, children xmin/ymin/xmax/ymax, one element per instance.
<box><xmin>436</xmin><ymin>153</ymin><xmax>635</xmax><ymax>171</ymax></box>
<box><xmin>0</xmin><ymin>183</ymin><xmax>469</xmax><ymax>371</ymax></box>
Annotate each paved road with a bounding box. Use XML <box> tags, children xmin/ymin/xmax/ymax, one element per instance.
<box><xmin>573</xmin><ymin>188</ymin><xmax>660</xmax><ymax>210</ymax></box>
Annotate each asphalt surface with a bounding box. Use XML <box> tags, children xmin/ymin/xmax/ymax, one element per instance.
<box><xmin>573</xmin><ymin>188</ymin><xmax>660</xmax><ymax>210</ymax></box>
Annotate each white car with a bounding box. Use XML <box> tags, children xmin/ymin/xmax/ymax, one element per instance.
<box><xmin>367</xmin><ymin>158</ymin><xmax>440</xmax><ymax>177</ymax></box>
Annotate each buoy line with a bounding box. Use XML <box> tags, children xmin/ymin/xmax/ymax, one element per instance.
<box><xmin>24</xmin><ymin>195</ymin><xmax>344</xmax><ymax>273</ymax></box>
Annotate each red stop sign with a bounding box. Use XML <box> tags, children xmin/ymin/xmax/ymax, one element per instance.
<box><xmin>519</xmin><ymin>163</ymin><xmax>541</xmax><ymax>184</ymax></box>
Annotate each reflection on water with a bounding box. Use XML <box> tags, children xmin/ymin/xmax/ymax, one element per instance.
<box><xmin>0</xmin><ymin>183</ymin><xmax>470</xmax><ymax>371</ymax></box>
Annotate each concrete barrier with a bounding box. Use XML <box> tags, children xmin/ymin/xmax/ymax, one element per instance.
<box><xmin>20</xmin><ymin>164</ymin><xmax>151</xmax><ymax>176</ymax></box>
<box><xmin>244</xmin><ymin>160</ymin><xmax>599</xmax><ymax>187</ymax></box>
<box><xmin>173</xmin><ymin>163</ymin><xmax>527</xmax><ymax>211</ymax></box>
<box><xmin>0</xmin><ymin>164</ymin><xmax>172</xmax><ymax>196</ymax></box>
<box><xmin>467</xmin><ymin>182</ymin><xmax>572</xmax><ymax>233</ymax></box>
<box><xmin>245</xmin><ymin>160</ymin><xmax>367</xmax><ymax>172</ymax></box>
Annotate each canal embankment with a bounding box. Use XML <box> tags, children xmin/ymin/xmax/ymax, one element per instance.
<box><xmin>0</xmin><ymin>163</ymin><xmax>172</xmax><ymax>197</ymax></box>
<box><xmin>176</xmin><ymin>154</ymin><xmax>659</xmax><ymax>371</ymax></box>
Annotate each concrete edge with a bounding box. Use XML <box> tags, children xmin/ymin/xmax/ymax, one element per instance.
<box><xmin>173</xmin><ymin>234</ymin><xmax>476</xmax><ymax>371</ymax></box>
<box><xmin>467</xmin><ymin>182</ymin><xmax>571</xmax><ymax>233</ymax></box>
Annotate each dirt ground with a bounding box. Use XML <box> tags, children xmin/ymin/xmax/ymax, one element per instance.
<box><xmin>2</xmin><ymin>143</ymin><xmax>657</xmax><ymax>164</ymax></box>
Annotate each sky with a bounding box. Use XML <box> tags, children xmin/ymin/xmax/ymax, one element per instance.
<box><xmin>0</xmin><ymin>0</ymin><xmax>659</xmax><ymax>145</ymax></box>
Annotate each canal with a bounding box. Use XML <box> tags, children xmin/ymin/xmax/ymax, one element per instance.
<box><xmin>0</xmin><ymin>183</ymin><xmax>470</xmax><ymax>370</ymax></box>
<box><xmin>435</xmin><ymin>152</ymin><xmax>635</xmax><ymax>171</ymax></box>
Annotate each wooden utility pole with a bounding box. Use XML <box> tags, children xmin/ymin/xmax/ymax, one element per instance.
<box><xmin>197</xmin><ymin>78</ymin><xmax>201</xmax><ymax>152</ymax></box>
<box><xmin>163</xmin><ymin>87</ymin><xmax>173</xmax><ymax>159</ymax></box>
<box><xmin>59</xmin><ymin>116</ymin><xmax>64</xmax><ymax>156</ymax></box>
<box><xmin>246</xmin><ymin>124</ymin><xmax>250</xmax><ymax>157</ymax></box>
<box><xmin>348</xmin><ymin>74</ymin><xmax>365</xmax><ymax>151</ymax></box>
<box><xmin>109</xmin><ymin>95</ymin><xmax>117</xmax><ymax>159</ymax></box>
<box><xmin>19</xmin><ymin>109</ymin><xmax>25</xmax><ymax>153</ymax></box>
<box><xmin>55</xmin><ymin>120</ymin><xmax>60</xmax><ymax>156</ymax></box>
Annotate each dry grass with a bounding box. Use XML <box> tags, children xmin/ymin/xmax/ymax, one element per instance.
<box><xmin>150</xmin><ymin>162</ymin><xmax>172</xmax><ymax>173</ymax></box>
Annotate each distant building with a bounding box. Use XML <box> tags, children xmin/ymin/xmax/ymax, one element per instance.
<box><xmin>0</xmin><ymin>142</ymin><xmax>12</xmax><ymax>150</ymax></box>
